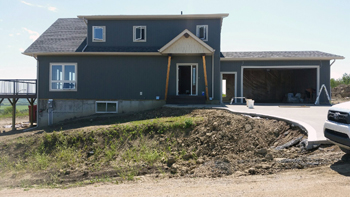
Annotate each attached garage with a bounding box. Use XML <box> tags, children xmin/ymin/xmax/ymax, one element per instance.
<box><xmin>242</xmin><ymin>67</ymin><xmax>318</xmax><ymax>103</ymax></box>
<box><xmin>220</xmin><ymin>51</ymin><xmax>345</xmax><ymax>104</ymax></box>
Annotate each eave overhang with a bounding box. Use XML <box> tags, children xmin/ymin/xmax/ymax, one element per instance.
<box><xmin>220</xmin><ymin>56</ymin><xmax>345</xmax><ymax>61</ymax></box>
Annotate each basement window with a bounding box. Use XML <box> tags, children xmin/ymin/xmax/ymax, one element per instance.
<box><xmin>92</xmin><ymin>26</ymin><xmax>106</xmax><ymax>42</ymax></box>
<box><xmin>96</xmin><ymin>101</ymin><xmax>118</xmax><ymax>113</ymax></box>
<box><xmin>133</xmin><ymin>26</ymin><xmax>146</xmax><ymax>42</ymax></box>
<box><xmin>196</xmin><ymin>25</ymin><xmax>208</xmax><ymax>41</ymax></box>
<box><xmin>50</xmin><ymin>63</ymin><xmax>77</xmax><ymax>91</ymax></box>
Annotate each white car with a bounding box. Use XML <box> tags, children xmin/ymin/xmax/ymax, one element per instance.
<box><xmin>324</xmin><ymin>101</ymin><xmax>350</xmax><ymax>154</ymax></box>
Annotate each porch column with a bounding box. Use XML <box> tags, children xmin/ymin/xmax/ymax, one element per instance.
<box><xmin>164</xmin><ymin>54</ymin><xmax>172</xmax><ymax>101</ymax></box>
<box><xmin>202</xmin><ymin>55</ymin><xmax>209</xmax><ymax>100</ymax></box>
<box><xmin>8</xmin><ymin>98</ymin><xmax>19</xmax><ymax>131</ymax></box>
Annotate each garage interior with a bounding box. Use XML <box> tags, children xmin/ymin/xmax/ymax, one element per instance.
<box><xmin>243</xmin><ymin>68</ymin><xmax>317</xmax><ymax>103</ymax></box>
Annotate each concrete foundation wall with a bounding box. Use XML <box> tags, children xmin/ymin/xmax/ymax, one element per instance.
<box><xmin>37</xmin><ymin>99</ymin><xmax>165</xmax><ymax>127</ymax></box>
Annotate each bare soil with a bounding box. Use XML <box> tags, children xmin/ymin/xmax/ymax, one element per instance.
<box><xmin>332</xmin><ymin>84</ymin><xmax>350</xmax><ymax>104</ymax></box>
<box><xmin>0</xmin><ymin>107</ymin><xmax>349</xmax><ymax>195</ymax></box>
<box><xmin>1</xmin><ymin>165</ymin><xmax>350</xmax><ymax>197</ymax></box>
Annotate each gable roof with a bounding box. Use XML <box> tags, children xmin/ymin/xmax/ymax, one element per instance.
<box><xmin>221</xmin><ymin>51</ymin><xmax>345</xmax><ymax>61</ymax></box>
<box><xmin>23</xmin><ymin>18</ymin><xmax>87</xmax><ymax>55</ymax></box>
<box><xmin>159</xmin><ymin>29</ymin><xmax>215</xmax><ymax>54</ymax></box>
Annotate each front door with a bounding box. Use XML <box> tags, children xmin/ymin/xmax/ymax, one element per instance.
<box><xmin>177</xmin><ymin>64</ymin><xmax>197</xmax><ymax>95</ymax></box>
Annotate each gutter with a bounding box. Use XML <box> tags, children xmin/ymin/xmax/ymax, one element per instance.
<box><xmin>220</xmin><ymin>57</ymin><xmax>345</xmax><ymax>61</ymax></box>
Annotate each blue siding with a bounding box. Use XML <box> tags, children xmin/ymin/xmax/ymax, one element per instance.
<box><xmin>87</xmin><ymin>19</ymin><xmax>221</xmax><ymax>51</ymax></box>
<box><xmin>38</xmin><ymin>55</ymin><xmax>214</xmax><ymax>100</ymax></box>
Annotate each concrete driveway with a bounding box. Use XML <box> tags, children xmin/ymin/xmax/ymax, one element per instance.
<box><xmin>165</xmin><ymin>103</ymin><xmax>331</xmax><ymax>146</ymax></box>
<box><xmin>225</xmin><ymin>104</ymin><xmax>331</xmax><ymax>145</ymax></box>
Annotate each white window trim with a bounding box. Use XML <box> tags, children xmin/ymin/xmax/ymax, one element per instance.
<box><xmin>176</xmin><ymin>63</ymin><xmax>198</xmax><ymax>96</ymax></box>
<box><xmin>133</xmin><ymin>26</ymin><xmax>147</xmax><ymax>42</ymax></box>
<box><xmin>196</xmin><ymin>25</ymin><xmax>208</xmax><ymax>41</ymax></box>
<box><xmin>95</xmin><ymin>101</ymin><xmax>118</xmax><ymax>113</ymax></box>
<box><xmin>49</xmin><ymin>63</ymin><xmax>78</xmax><ymax>92</ymax></box>
<box><xmin>240</xmin><ymin>65</ymin><xmax>320</xmax><ymax>103</ymax></box>
<box><xmin>92</xmin><ymin>26</ymin><xmax>106</xmax><ymax>42</ymax></box>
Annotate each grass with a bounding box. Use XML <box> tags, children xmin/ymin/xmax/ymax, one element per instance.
<box><xmin>0</xmin><ymin>114</ymin><xmax>202</xmax><ymax>188</ymax></box>
<box><xmin>0</xmin><ymin>105</ymin><xmax>30</xmax><ymax>118</ymax></box>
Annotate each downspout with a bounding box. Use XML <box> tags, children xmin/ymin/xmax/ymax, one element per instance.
<box><xmin>82</xmin><ymin>17</ymin><xmax>88</xmax><ymax>52</ymax></box>
<box><xmin>211</xmin><ymin>52</ymin><xmax>215</xmax><ymax>100</ymax></box>
<box><xmin>330</xmin><ymin>59</ymin><xmax>336</xmax><ymax>66</ymax></box>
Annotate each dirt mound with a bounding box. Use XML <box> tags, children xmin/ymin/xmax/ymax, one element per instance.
<box><xmin>0</xmin><ymin>108</ymin><xmax>344</xmax><ymax>188</ymax></box>
<box><xmin>164</xmin><ymin>109</ymin><xmax>310</xmax><ymax>178</ymax></box>
<box><xmin>332</xmin><ymin>84</ymin><xmax>350</xmax><ymax>98</ymax></box>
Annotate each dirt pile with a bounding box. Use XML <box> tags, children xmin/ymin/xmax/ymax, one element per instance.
<box><xmin>332</xmin><ymin>84</ymin><xmax>350</xmax><ymax>98</ymax></box>
<box><xmin>0</xmin><ymin>108</ymin><xmax>344</xmax><ymax>188</ymax></box>
<box><xmin>161</xmin><ymin>110</ymin><xmax>338</xmax><ymax>178</ymax></box>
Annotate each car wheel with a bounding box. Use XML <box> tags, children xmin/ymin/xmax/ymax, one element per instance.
<box><xmin>340</xmin><ymin>147</ymin><xmax>350</xmax><ymax>154</ymax></box>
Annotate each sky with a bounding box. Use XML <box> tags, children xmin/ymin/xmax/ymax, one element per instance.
<box><xmin>0</xmin><ymin>0</ymin><xmax>349</xmax><ymax>79</ymax></box>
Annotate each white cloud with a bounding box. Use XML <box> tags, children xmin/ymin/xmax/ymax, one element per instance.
<box><xmin>23</xmin><ymin>27</ymin><xmax>39</xmax><ymax>41</ymax></box>
<box><xmin>48</xmin><ymin>6</ymin><xmax>57</xmax><ymax>12</ymax></box>
<box><xmin>16</xmin><ymin>33</ymin><xmax>21</xmax><ymax>35</ymax></box>
<box><xmin>19</xmin><ymin>48</ymin><xmax>25</xmax><ymax>52</ymax></box>
<box><xmin>9</xmin><ymin>34</ymin><xmax>14</xmax><ymax>37</ymax></box>
<box><xmin>20</xmin><ymin>1</ymin><xmax>33</xmax><ymax>6</ymax></box>
<box><xmin>20</xmin><ymin>1</ymin><xmax>58</xmax><ymax>12</ymax></box>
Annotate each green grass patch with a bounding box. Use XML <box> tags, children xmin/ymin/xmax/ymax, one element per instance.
<box><xmin>0</xmin><ymin>114</ymin><xmax>202</xmax><ymax>187</ymax></box>
<box><xmin>0</xmin><ymin>105</ymin><xmax>29</xmax><ymax>118</ymax></box>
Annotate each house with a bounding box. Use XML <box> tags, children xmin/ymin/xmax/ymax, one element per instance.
<box><xmin>23</xmin><ymin>13</ymin><xmax>344</xmax><ymax>127</ymax></box>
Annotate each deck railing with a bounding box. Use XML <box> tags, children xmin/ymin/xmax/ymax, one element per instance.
<box><xmin>0</xmin><ymin>79</ymin><xmax>37</xmax><ymax>96</ymax></box>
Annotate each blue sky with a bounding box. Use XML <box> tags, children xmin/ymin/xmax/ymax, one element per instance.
<box><xmin>0</xmin><ymin>0</ymin><xmax>349</xmax><ymax>79</ymax></box>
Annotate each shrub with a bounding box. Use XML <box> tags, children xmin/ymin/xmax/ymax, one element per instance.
<box><xmin>2</xmin><ymin>106</ymin><xmax>18</xmax><ymax>115</ymax></box>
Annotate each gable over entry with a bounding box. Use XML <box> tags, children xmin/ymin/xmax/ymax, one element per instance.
<box><xmin>159</xmin><ymin>29</ymin><xmax>214</xmax><ymax>55</ymax></box>
<box><xmin>160</xmin><ymin>29</ymin><xmax>214</xmax><ymax>102</ymax></box>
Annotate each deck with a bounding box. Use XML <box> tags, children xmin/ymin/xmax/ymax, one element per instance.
<box><xmin>0</xmin><ymin>79</ymin><xmax>37</xmax><ymax>130</ymax></box>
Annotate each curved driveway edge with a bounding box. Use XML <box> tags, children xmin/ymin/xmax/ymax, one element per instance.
<box><xmin>164</xmin><ymin>104</ymin><xmax>332</xmax><ymax>149</ymax></box>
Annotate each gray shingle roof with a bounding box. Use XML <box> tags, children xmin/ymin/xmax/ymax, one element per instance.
<box><xmin>24</xmin><ymin>18</ymin><xmax>87</xmax><ymax>54</ymax></box>
<box><xmin>221</xmin><ymin>51</ymin><xmax>344</xmax><ymax>60</ymax></box>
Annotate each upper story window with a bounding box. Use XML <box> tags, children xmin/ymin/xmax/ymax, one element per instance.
<box><xmin>133</xmin><ymin>26</ymin><xmax>146</xmax><ymax>42</ymax></box>
<box><xmin>196</xmin><ymin>25</ymin><xmax>208</xmax><ymax>41</ymax></box>
<box><xmin>50</xmin><ymin>63</ymin><xmax>77</xmax><ymax>91</ymax></box>
<box><xmin>92</xmin><ymin>26</ymin><xmax>106</xmax><ymax>42</ymax></box>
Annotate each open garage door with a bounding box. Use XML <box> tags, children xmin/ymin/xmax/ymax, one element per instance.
<box><xmin>243</xmin><ymin>68</ymin><xmax>318</xmax><ymax>103</ymax></box>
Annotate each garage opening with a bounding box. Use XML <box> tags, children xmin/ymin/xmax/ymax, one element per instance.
<box><xmin>222</xmin><ymin>73</ymin><xmax>236</xmax><ymax>103</ymax></box>
<box><xmin>243</xmin><ymin>68</ymin><xmax>317</xmax><ymax>103</ymax></box>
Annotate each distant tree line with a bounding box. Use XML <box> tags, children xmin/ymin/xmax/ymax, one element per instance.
<box><xmin>331</xmin><ymin>73</ymin><xmax>350</xmax><ymax>88</ymax></box>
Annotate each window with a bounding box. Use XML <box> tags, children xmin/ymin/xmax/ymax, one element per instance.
<box><xmin>196</xmin><ymin>25</ymin><xmax>208</xmax><ymax>41</ymax></box>
<box><xmin>133</xmin><ymin>26</ymin><xmax>146</xmax><ymax>42</ymax></box>
<box><xmin>50</xmin><ymin>63</ymin><xmax>77</xmax><ymax>91</ymax></box>
<box><xmin>96</xmin><ymin>101</ymin><xmax>118</xmax><ymax>113</ymax></box>
<box><xmin>92</xmin><ymin>26</ymin><xmax>105</xmax><ymax>42</ymax></box>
